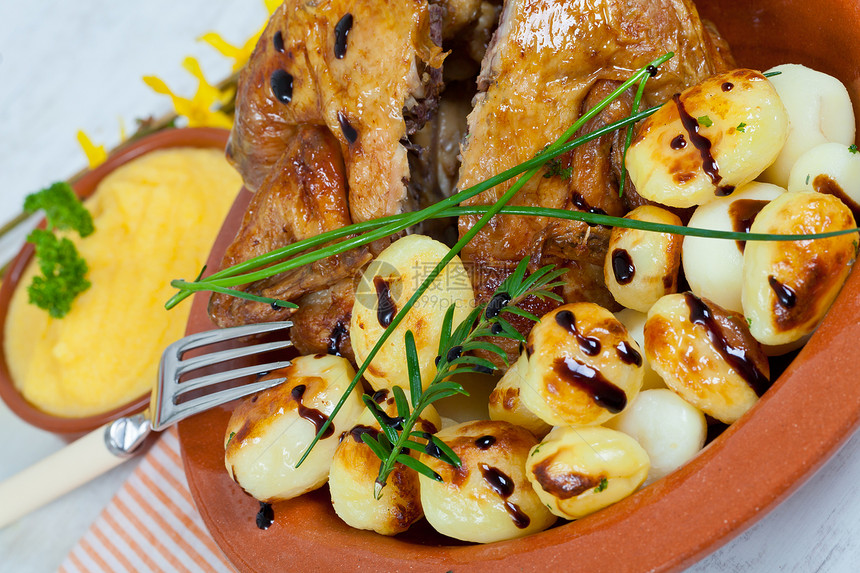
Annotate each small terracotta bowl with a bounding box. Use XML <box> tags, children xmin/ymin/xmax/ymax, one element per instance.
<box><xmin>0</xmin><ymin>127</ymin><xmax>230</xmax><ymax>435</ymax></box>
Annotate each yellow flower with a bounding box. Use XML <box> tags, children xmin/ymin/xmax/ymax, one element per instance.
<box><xmin>76</xmin><ymin>130</ymin><xmax>107</xmax><ymax>169</ymax></box>
<box><xmin>143</xmin><ymin>57</ymin><xmax>234</xmax><ymax>129</ymax></box>
<box><xmin>199</xmin><ymin>0</ymin><xmax>281</xmax><ymax>72</ymax></box>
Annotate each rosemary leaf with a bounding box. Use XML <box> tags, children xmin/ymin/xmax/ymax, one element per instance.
<box><xmin>360</xmin><ymin>433</ymin><xmax>391</xmax><ymax>461</ymax></box>
<box><xmin>391</xmin><ymin>385</ymin><xmax>410</xmax><ymax>420</ymax></box>
<box><xmin>501</xmin><ymin>306</ymin><xmax>541</xmax><ymax>322</ymax></box>
<box><xmin>395</xmin><ymin>454</ymin><xmax>442</xmax><ymax>482</ymax></box>
<box><xmin>405</xmin><ymin>331</ymin><xmax>423</xmax><ymax>405</ymax></box>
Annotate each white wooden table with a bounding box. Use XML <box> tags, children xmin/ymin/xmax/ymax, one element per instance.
<box><xmin>0</xmin><ymin>2</ymin><xmax>857</xmax><ymax>571</ymax></box>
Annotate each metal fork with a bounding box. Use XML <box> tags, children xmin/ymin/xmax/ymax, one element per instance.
<box><xmin>0</xmin><ymin>321</ymin><xmax>293</xmax><ymax>529</ymax></box>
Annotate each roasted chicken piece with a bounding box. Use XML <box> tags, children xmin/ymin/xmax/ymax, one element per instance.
<box><xmin>209</xmin><ymin>127</ymin><xmax>365</xmax><ymax>320</ymax></box>
<box><xmin>213</xmin><ymin>1</ymin><xmax>450</xmax><ymax>355</ymax></box>
<box><xmin>457</xmin><ymin>0</ymin><xmax>734</xmax><ymax>362</ymax></box>
<box><xmin>228</xmin><ymin>0</ymin><xmax>445</xmax><ymax>223</ymax></box>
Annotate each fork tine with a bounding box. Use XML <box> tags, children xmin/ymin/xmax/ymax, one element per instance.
<box><xmin>153</xmin><ymin>375</ymin><xmax>289</xmax><ymax>431</ymax></box>
<box><xmin>175</xmin><ymin>340</ymin><xmax>293</xmax><ymax>377</ymax></box>
<box><xmin>169</xmin><ymin>321</ymin><xmax>293</xmax><ymax>356</ymax></box>
<box><xmin>173</xmin><ymin>360</ymin><xmax>293</xmax><ymax>397</ymax></box>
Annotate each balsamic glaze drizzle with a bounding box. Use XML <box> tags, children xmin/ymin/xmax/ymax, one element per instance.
<box><xmin>338</xmin><ymin>111</ymin><xmax>358</xmax><ymax>144</ymax></box>
<box><xmin>611</xmin><ymin>249</ymin><xmax>635</xmax><ymax>285</ymax></box>
<box><xmin>334</xmin><ymin>14</ymin><xmax>353</xmax><ymax>59</ymax></box>
<box><xmin>553</xmin><ymin>356</ymin><xmax>627</xmax><ymax>413</ymax></box>
<box><xmin>615</xmin><ymin>341</ymin><xmax>643</xmax><ymax>367</ymax></box>
<box><xmin>291</xmin><ymin>384</ymin><xmax>334</xmax><ymax>438</ymax></box>
<box><xmin>684</xmin><ymin>293</ymin><xmax>770</xmax><ymax>396</ymax></box>
<box><xmin>256</xmin><ymin>502</ymin><xmax>275</xmax><ymax>530</ymax></box>
<box><xmin>768</xmin><ymin>276</ymin><xmax>797</xmax><ymax>309</ymax></box>
<box><xmin>479</xmin><ymin>463</ymin><xmax>530</xmax><ymax>529</ymax></box>
<box><xmin>672</xmin><ymin>94</ymin><xmax>729</xmax><ymax>195</ymax></box>
<box><xmin>270</xmin><ymin>69</ymin><xmax>293</xmax><ymax>104</ymax></box>
<box><xmin>373</xmin><ymin>276</ymin><xmax>396</xmax><ymax>327</ymax></box>
<box><xmin>554</xmin><ymin>310</ymin><xmax>601</xmax><ymax>356</ymax></box>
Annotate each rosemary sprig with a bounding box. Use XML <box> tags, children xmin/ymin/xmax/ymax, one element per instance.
<box><xmin>361</xmin><ymin>257</ymin><xmax>566</xmax><ymax>497</ymax></box>
<box><xmin>293</xmin><ymin>53</ymin><xmax>677</xmax><ymax>469</ymax></box>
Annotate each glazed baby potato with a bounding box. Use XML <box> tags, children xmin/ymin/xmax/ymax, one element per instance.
<box><xmin>604</xmin><ymin>389</ymin><xmax>707</xmax><ymax>485</ymax></box>
<box><xmin>488</xmin><ymin>353</ymin><xmax>552</xmax><ymax>438</ymax></box>
<box><xmin>604</xmin><ymin>205</ymin><xmax>683</xmax><ymax>312</ymax></box>
<box><xmin>644</xmin><ymin>293</ymin><xmax>770</xmax><ymax>424</ymax></box>
<box><xmin>742</xmin><ymin>191</ymin><xmax>857</xmax><ymax>346</ymax></box>
<box><xmin>788</xmin><ymin>142</ymin><xmax>860</xmax><ymax>214</ymax></box>
<box><xmin>760</xmin><ymin>64</ymin><xmax>856</xmax><ymax>187</ymax></box>
<box><xmin>520</xmin><ymin>303</ymin><xmax>644</xmax><ymax>427</ymax></box>
<box><xmin>418</xmin><ymin>420</ymin><xmax>556</xmax><ymax>543</ymax></box>
<box><xmin>626</xmin><ymin>69</ymin><xmax>788</xmax><ymax>208</ymax></box>
<box><xmin>683</xmin><ymin>182</ymin><xmax>785</xmax><ymax>313</ymax></box>
<box><xmin>526</xmin><ymin>426</ymin><xmax>649</xmax><ymax>520</ymax></box>
<box><xmin>351</xmin><ymin>234</ymin><xmax>475</xmax><ymax>391</ymax></box>
<box><xmin>224</xmin><ymin>354</ymin><xmax>364</xmax><ymax>502</ymax></box>
<box><xmin>329</xmin><ymin>397</ymin><xmax>440</xmax><ymax>536</ymax></box>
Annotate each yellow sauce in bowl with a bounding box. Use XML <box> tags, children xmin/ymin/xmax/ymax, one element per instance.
<box><xmin>4</xmin><ymin>147</ymin><xmax>241</xmax><ymax>417</ymax></box>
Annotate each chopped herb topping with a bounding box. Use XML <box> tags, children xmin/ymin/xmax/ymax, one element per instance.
<box><xmin>736</xmin><ymin>122</ymin><xmax>747</xmax><ymax>132</ymax></box>
<box><xmin>697</xmin><ymin>115</ymin><xmax>713</xmax><ymax>128</ymax></box>
<box><xmin>849</xmin><ymin>144</ymin><xmax>858</xmax><ymax>154</ymax></box>
<box><xmin>806</xmin><ymin>174</ymin><xmax>810</xmax><ymax>185</ymax></box>
<box><xmin>746</xmin><ymin>317</ymin><xmax>753</xmax><ymax>328</ymax></box>
<box><xmin>594</xmin><ymin>478</ymin><xmax>608</xmax><ymax>493</ymax></box>
<box><xmin>543</xmin><ymin>157</ymin><xmax>572</xmax><ymax>180</ymax></box>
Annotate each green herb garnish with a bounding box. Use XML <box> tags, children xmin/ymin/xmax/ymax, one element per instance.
<box><xmin>594</xmin><ymin>478</ymin><xmax>608</xmax><ymax>493</ymax></box>
<box><xmin>736</xmin><ymin>122</ymin><xmax>747</xmax><ymax>132</ymax></box>
<box><xmin>543</xmin><ymin>156</ymin><xmax>572</xmax><ymax>180</ymax></box>
<box><xmin>619</xmin><ymin>71</ymin><xmax>652</xmax><ymax>197</ymax></box>
<box><xmin>23</xmin><ymin>182</ymin><xmax>94</xmax><ymax>318</ymax></box>
<box><xmin>361</xmin><ymin>257</ymin><xmax>565</xmax><ymax>496</ymax></box>
<box><xmin>24</xmin><ymin>182</ymin><xmax>94</xmax><ymax>237</ymax></box>
<box><xmin>697</xmin><ymin>115</ymin><xmax>713</xmax><ymax>128</ymax></box>
<box><xmin>849</xmin><ymin>144</ymin><xmax>858</xmax><ymax>154</ymax></box>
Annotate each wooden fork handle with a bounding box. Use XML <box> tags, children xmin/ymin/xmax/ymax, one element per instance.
<box><xmin>0</xmin><ymin>422</ymin><xmax>129</xmax><ymax>529</ymax></box>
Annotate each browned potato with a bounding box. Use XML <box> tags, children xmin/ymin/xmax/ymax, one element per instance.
<box><xmin>488</xmin><ymin>353</ymin><xmax>552</xmax><ymax>437</ymax></box>
<box><xmin>604</xmin><ymin>205</ymin><xmax>683</xmax><ymax>312</ymax></box>
<box><xmin>520</xmin><ymin>303</ymin><xmax>644</xmax><ymax>427</ymax></box>
<box><xmin>329</xmin><ymin>396</ymin><xmax>440</xmax><ymax>536</ymax></box>
<box><xmin>742</xmin><ymin>191</ymin><xmax>857</xmax><ymax>345</ymax></box>
<box><xmin>526</xmin><ymin>426</ymin><xmax>649</xmax><ymax>520</ymax></box>
<box><xmin>627</xmin><ymin>69</ymin><xmax>788</xmax><ymax>208</ymax></box>
<box><xmin>418</xmin><ymin>420</ymin><xmax>556</xmax><ymax>543</ymax></box>
<box><xmin>224</xmin><ymin>355</ymin><xmax>364</xmax><ymax>502</ymax></box>
<box><xmin>644</xmin><ymin>293</ymin><xmax>770</xmax><ymax>423</ymax></box>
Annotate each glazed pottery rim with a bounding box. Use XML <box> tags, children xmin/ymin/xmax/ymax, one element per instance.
<box><xmin>0</xmin><ymin>127</ymin><xmax>231</xmax><ymax>435</ymax></box>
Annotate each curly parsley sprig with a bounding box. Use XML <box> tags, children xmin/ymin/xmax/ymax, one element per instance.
<box><xmin>360</xmin><ymin>257</ymin><xmax>566</xmax><ymax>497</ymax></box>
<box><xmin>23</xmin><ymin>182</ymin><xmax>94</xmax><ymax>318</ymax></box>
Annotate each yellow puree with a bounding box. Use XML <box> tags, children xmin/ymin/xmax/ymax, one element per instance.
<box><xmin>5</xmin><ymin>148</ymin><xmax>242</xmax><ymax>417</ymax></box>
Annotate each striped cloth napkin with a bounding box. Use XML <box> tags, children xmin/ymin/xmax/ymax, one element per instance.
<box><xmin>59</xmin><ymin>429</ymin><xmax>235</xmax><ymax>573</ymax></box>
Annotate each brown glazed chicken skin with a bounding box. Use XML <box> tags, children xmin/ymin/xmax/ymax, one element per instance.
<box><xmin>457</xmin><ymin>0</ymin><xmax>734</xmax><ymax>362</ymax></box>
<box><xmin>227</xmin><ymin>0</ymin><xmax>445</xmax><ymax>222</ymax></box>
<box><xmin>211</xmin><ymin>0</ymin><xmax>446</xmax><ymax>356</ymax></box>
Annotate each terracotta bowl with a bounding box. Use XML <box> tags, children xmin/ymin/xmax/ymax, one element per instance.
<box><xmin>178</xmin><ymin>1</ymin><xmax>860</xmax><ymax>570</ymax></box>
<box><xmin>0</xmin><ymin>127</ymin><xmax>230</xmax><ymax>435</ymax></box>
